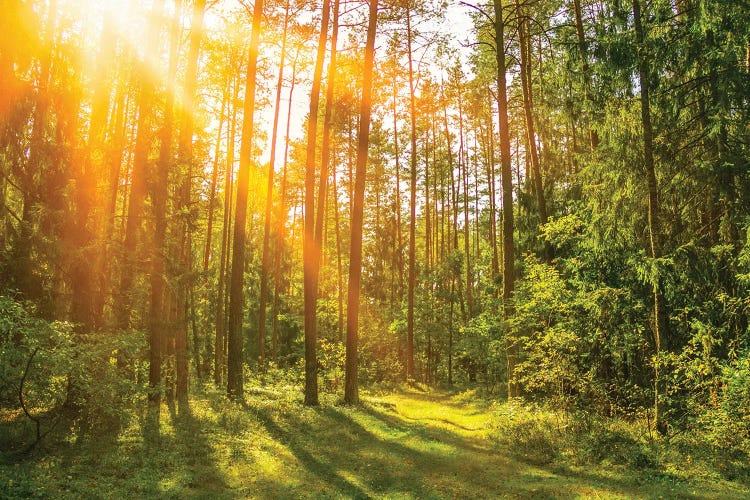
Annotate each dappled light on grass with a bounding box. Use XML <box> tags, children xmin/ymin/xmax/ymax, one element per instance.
<box><xmin>2</xmin><ymin>386</ymin><xmax>749</xmax><ymax>498</ymax></box>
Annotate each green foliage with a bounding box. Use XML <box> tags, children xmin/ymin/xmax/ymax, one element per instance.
<box><xmin>489</xmin><ymin>399</ymin><xmax>562</xmax><ymax>465</ymax></box>
<box><xmin>458</xmin><ymin>312</ymin><xmax>504</xmax><ymax>388</ymax></box>
<box><xmin>689</xmin><ymin>352</ymin><xmax>750</xmax><ymax>467</ymax></box>
<box><xmin>360</xmin><ymin>307</ymin><xmax>403</xmax><ymax>388</ymax></box>
<box><xmin>0</xmin><ymin>295</ymin><xmax>145</xmax><ymax>451</ymax></box>
<box><xmin>509</xmin><ymin>254</ymin><xmax>650</xmax><ymax>416</ymax></box>
<box><xmin>318</xmin><ymin>336</ymin><xmax>345</xmax><ymax>392</ymax></box>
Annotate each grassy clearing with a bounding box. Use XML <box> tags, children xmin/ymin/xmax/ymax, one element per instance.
<box><xmin>1</xmin><ymin>386</ymin><xmax>748</xmax><ymax>499</ymax></box>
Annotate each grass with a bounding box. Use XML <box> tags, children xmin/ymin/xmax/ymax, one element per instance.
<box><xmin>1</xmin><ymin>385</ymin><xmax>749</xmax><ymax>499</ymax></box>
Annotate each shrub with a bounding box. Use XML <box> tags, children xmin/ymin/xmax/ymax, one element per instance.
<box><xmin>0</xmin><ymin>295</ymin><xmax>144</xmax><ymax>451</ymax></box>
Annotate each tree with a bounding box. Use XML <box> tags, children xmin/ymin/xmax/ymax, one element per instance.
<box><xmin>632</xmin><ymin>0</ymin><xmax>666</xmax><ymax>434</ymax></box>
<box><xmin>345</xmin><ymin>0</ymin><xmax>379</xmax><ymax>405</ymax></box>
<box><xmin>303</xmin><ymin>0</ymin><xmax>331</xmax><ymax>406</ymax></box>
<box><xmin>493</xmin><ymin>0</ymin><xmax>517</xmax><ymax>397</ymax></box>
<box><xmin>227</xmin><ymin>0</ymin><xmax>265</xmax><ymax>400</ymax></box>
<box><xmin>258</xmin><ymin>0</ymin><xmax>293</xmax><ymax>372</ymax></box>
<box><xmin>405</xmin><ymin>2</ymin><xmax>418</xmax><ymax>381</ymax></box>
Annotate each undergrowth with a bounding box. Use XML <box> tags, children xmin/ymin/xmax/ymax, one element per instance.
<box><xmin>487</xmin><ymin>397</ymin><xmax>750</xmax><ymax>486</ymax></box>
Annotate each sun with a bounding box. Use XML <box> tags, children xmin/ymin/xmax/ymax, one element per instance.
<box><xmin>59</xmin><ymin>0</ymin><xmax>174</xmax><ymax>84</ymax></box>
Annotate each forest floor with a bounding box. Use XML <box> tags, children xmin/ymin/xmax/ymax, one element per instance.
<box><xmin>2</xmin><ymin>386</ymin><xmax>749</xmax><ymax>499</ymax></box>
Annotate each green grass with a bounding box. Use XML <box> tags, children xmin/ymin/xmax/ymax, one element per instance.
<box><xmin>1</xmin><ymin>386</ymin><xmax>749</xmax><ymax>499</ymax></box>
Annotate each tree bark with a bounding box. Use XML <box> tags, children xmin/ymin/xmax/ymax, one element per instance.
<box><xmin>493</xmin><ymin>0</ymin><xmax>517</xmax><ymax>397</ymax></box>
<box><xmin>215</xmin><ymin>70</ymin><xmax>239</xmax><ymax>386</ymax></box>
<box><xmin>258</xmin><ymin>0</ymin><xmax>291</xmax><ymax>372</ymax></box>
<box><xmin>203</xmin><ymin>92</ymin><xmax>227</xmax><ymax>273</ymax></box>
<box><xmin>632</xmin><ymin>0</ymin><xmax>667</xmax><ymax>435</ymax></box>
<box><xmin>345</xmin><ymin>0</ymin><xmax>378</xmax><ymax>405</ymax></box>
<box><xmin>303</xmin><ymin>0</ymin><xmax>331</xmax><ymax>405</ymax></box>
<box><xmin>227</xmin><ymin>0</ymin><xmax>264</xmax><ymax>400</ymax></box>
<box><xmin>272</xmin><ymin>49</ymin><xmax>300</xmax><ymax>363</ymax></box>
<box><xmin>572</xmin><ymin>0</ymin><xmax>599</xmax><ymax>150</ymax></box>
<box><xmin>405</xmin><ymin>7</ymin><xmax>417</xmax><ymax>381</ymax></box>
<box><xmin>516</xmin><ymin>3</ymin><xmax>548</xmax><ymax>248</ymax></box>
<box><xmin>173</xmin><ymin>0</ymin><xmax>206</xmax><ymax>404</ymax></box>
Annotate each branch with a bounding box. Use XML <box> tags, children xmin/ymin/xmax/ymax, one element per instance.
<box><xmin>19</xmin><ymin>348</ymin><xmax>41</xmax><ymax>446</ymax></box>
<box><xmin>459</xmin><ymin>1</ymin><xmax>494</xmax><ymax>26</ymax></box>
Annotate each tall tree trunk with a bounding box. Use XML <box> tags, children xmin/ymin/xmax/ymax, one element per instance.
<box><xmin>391</xmin><ymin>60</ymin><xmax>404</xmax><ymax>305</ymax></box>
<box><xmin>259</xmin><ymin>0</ymin><xmax>291</xmax><ymax>372</ymax></box>
<box><xmin>456</xmin><ymin>85</ymin><xmax>472</xmax><ymax>317</ymax></box>
<box><xmin>332</xmin><ymin>164</ymin><xmax>344</xmax><ymax>340</ymax></box>
<box><xmin>227</xmin><ymin>0</ymin><xmax>264</xmax><ymax>400</ymax></box>
<box><xmin>119</xmin><ymin>0</ymin><xmax>162</xmax><ymax>384</ymax></box>
<box><xmin>424</xmin><ymin>127</ymin><xmax>432</xmax><ymax>272</ymax></box>
<box><xmin>572</xmin><ymin>0</ymin><xmax>598</xmax><ymax>149</ymax></box>
<box><xmin>405</xmin><ymin>7</ymin><xmax>417</xmax><ymax>380</ymax></box>
<box><xmin>493</xmin><ymin>0</ymin><xmax>517</xmax><ymax>397</ymax></box>
<box><xmin>70</xmin><ymin>13</ymin><xmax>114</xmax><ymax>334</ymax></box>
<box><xmin>632</xmin><ymin>0</ymin><xmax>667</xmax><ymax>435</ymax></box>
<box><xmin>344</xmin><ymin>0</ymin><xmax>378</xmax><ymax>405</ymax></box>
<box><xmin>516</xmin><ymin>4</ymin><xmax>548</xmax><ymax>249</ymax></box>
<box><xmin>148</xmin><ymin>0</ymin><xmax>181</xmax><ymax>408</ymax></box>
<box><xmin>99</xmin><ymin>72</ymin><xmax>129</xmax><ymax>321</ymax></box>
<box><xmin>303</xmin><ymin>0</ymin><xmax>331</xmax><ymax>405</ymax></box>
<box><xmin>203</xmin><ymin>92</ymin><xmax>227</xmax><ymax>273</ymax></box>
<box><xmin>174</xmin><ymin>0</ymin><xmax>206</xmax><ymax>405</ymax></box>
<box><xmin>314</xmin><ymin>0</ymin><xmax>340</xmax><ymax>327</ymax></box>
<box><xmin>485</xmin><ymin>94</ymin><xmax>500</xmax><ymax>283</ymax></box>
<box><xmin>215</xmin><ymin>71</ymin><xmax>239</xmax><ymax>386</ymax></box>
<box><xmin>272</xmin><ymin>49</ymin><xmax>300</xmax><ymax>363</ymax></box>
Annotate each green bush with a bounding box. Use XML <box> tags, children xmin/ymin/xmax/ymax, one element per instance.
<box><xmin>0</xmin><ymin>295</ymin><xmax>144</xmax><ymax>451</ymax></box>
<box><xmin>489</xmin><ymin>400</ymin><xmax>562</xmax><ymax>465</ymax></box>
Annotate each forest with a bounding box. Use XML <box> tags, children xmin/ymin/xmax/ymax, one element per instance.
<box><xmin>1</xmin><ymin>0</ymin><xmax>749</xmax><ymax>497</ymax></box>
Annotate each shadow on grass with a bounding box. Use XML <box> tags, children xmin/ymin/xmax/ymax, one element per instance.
<box><xmin>250</xmin><ymin>403</ymin><xmax>374</xmax><ymax>499</ymax></box>
<box><xmin>7</xmin><ymin>399</ymin><xmax>231</xmax><ymax>498</ymax></box>
<box><xmin>359</xmin><ymin>402</ymin><xmax>491</xmax><ymax>454</ymax></box>
<box><xmin>246</xmin><ymin>397</ymin><xmax>532</xmax><ymax>498</ymax></box>
<box><xmin>158</xmin><ymin>399</ymin><xmax>229</xmax><ymax>495</ymax></box>
<box><xmin>394</xmin><ymin>389</ymin><xmax>492</xmax><ymax>414</ymax></box>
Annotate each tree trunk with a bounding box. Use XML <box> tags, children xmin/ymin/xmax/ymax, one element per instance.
<box><xmin>147</xmin><ymin>0</ymin><xmax>182</xmax><ymax>408</ymax></box>
<box><xmin>174</xmin><ymin>0</ymin><xmax>206</xmax><ymax>405</ymax></box>
<box><xmin>259</xmin><ymin>0</ymin><xmax>291</xmax><ymax>372</ymax></box>
<box><xmin>345</xmin><ymin>0</ymin><xmax>378</xmax><ymax>405</ymax></box>
<box><xmin>303</xmin><ymin>0</ymin><xmax>331</xmax><ymax>405</ymax></box>
<box><xmin>272</xmin><ymin>49</ymin><xmax>300</xmax><ymax>363</ymax></box>
<box><xmin>203</xmin><ymin>91</ymin><xmax>227</xmax><ymax>273</ymax></box>
<box><xmin>227</xmin><ymin>0</ymin><xmax>264</xmax><ymax>400</ymax></box>
<box><xmin>632</xmin><ymin>0</ymin><xmax>667</xmax><ymax>435</ymax></box>
<box><xmin>493</xmin><ymin>0</ymin><xmax>517</xmax><ymax>397</ymax></box>
<box><xmin>516</xmin><ymin>3</ymin><xmax>548</xmax><ymax>249</ymax></box>
<box><xmin>119</xmin><ymin>0</ymin><xmax>162</xmax><ymax>385</ymax></box>
<box><xmin>405</xmin><ymin>7</ymin><xmax>417</xmax><ymax>381</ymax></box>
<box><xmin>572</xmin><ymin>0</ymin><xmax>599</xmax><ymax>150</ymax></box>
<box><xmin>215</xmin><ymin>71</ymin><xmax>239</xmax><ymax>386</ymax></box>
<box><xmin>314</xmin><ymin>0</ymin><xmax>341</xmax><ymax>324</ymax></box>
<box><xmin>456</xmin><ymin>83</ymin><xmax>472</xmax><ymax>317</ymax></box>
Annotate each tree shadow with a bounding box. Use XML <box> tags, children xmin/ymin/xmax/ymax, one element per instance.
<box><xmin>250</xmin><ymin>403</ymin><xmax>374</xmax><ymax>499</ymax></box>
<box><xmin>25</xmin><ymin>399</ymin><xmax>229</xmax><ymax>497</ymax></box>
<box><xmin>159</xmin><ymin>399</ymin><xmax>229</xmax><ymax>496</ymax></box>
<box><xmin>359</xmin><ymin>402</ymin><xmax>491</xmax><ymax>454</ymax></box>
<box><xmin>247</xmin><ymin>396</ymin><xmax>533</xmax><ymax>498</ymax></box>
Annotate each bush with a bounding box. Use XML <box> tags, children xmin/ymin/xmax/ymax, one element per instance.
<box><xmin>489</xmin><ymin>400</ymin><xmax>562</xmax><ymax>465</ymax></box>
<box><xmin>0</xmin><ymin>295</ymin><xmax>144</xmax><ymax>451</ymax></box>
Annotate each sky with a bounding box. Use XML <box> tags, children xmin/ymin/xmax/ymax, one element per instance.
<box><xmin>244</xmin><ymin>0</ymin><xmax>477</xmax><ymax>169</ymax></box>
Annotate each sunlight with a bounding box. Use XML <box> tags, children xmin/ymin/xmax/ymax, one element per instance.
<box><xmin>3</xmin><ymin>0</ymin><xmax>749</xmax><ymax>496</ymax></box>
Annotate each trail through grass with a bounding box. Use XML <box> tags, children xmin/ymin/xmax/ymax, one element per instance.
<box><xmin>1</xmin><ymin>387</ymin><xmax>748</xmax><ymax>498</ymax></box>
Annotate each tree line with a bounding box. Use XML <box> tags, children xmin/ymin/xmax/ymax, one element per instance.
<box><xmin>1</xmin><ymin>0</ymin><xmax>749</xmax><ymax>447</ymax></box>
